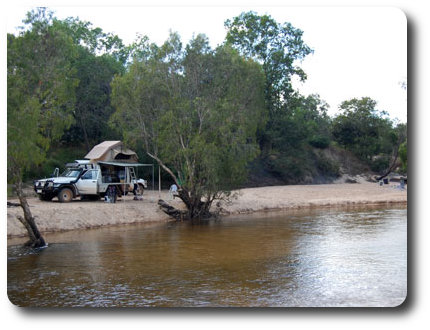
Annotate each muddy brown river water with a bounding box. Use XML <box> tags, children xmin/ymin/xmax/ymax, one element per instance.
<box><xmin>7</xmin><ymin>207</ymin><xmax>407</xmax><ymax>307</ymax></box>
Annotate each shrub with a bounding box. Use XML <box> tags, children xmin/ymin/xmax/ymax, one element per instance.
<box><xmin>315</xmin><ymin>153</ymin><xmax>340</xmax><ymax>177</ymax></box>
<box><xmin>309</xmin><ymin>135</ymin><xmax>330</xmax><ymax>149</ymax></box>
<box><xmin>370</xmin><ymin>155</ymin><xmax>390</xmax><ymax>174</ymax></box>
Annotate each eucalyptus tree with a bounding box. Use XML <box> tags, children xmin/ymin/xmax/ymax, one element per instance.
<box><xmin>55</xmin><ymin>17</ymin><xmax>126</xmax><ymax>149</ymax></box>
<box><xmin>331</xmin><ymin>97</ymin><xmax>404</xmax><ymax>176</ymax></box>
<box><xmin>7</xmin><ymin>8</ymin><xmax>78</xmax><ymax>247</ymax></box>
<box><xmin>110</xmin><ymin>33</ymin><xmax>266</xmax><ymax>220</ymax></box>
<box><xmin>399</xmin><ymin>140</ymin><xmax>407</xmax><ymax>173</ymax></box>
<box><xmin>225</xmin><ymin>11</ymin><xmax>316</xmax><ymax>180</ymax></box>
<box><xmin>332</xmin><ymin>98</ymin><xmax>393</xmax><ymax>160</ymax></box>
<box><xmin>225</xmin><ymin>11</ymin><xmax>313</xmax><ymax>116</ymax></box>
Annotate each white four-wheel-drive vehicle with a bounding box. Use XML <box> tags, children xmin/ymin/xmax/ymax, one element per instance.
<box><xmin>34</xmin><ymin>160</ymin><xmax>147</xmax><ymax>203</ymax></box>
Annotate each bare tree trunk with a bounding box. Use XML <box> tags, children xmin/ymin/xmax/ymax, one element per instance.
<box><xmin>376</xmin><ymin>140</ymin><xmax>402</xmax><ymax>181</ymax></box>
<box><xmin>81</xmin><ymin>118</ymin><xmax>90</xmax><ymax>151</ymax></box>
<box><xmin>14</xmin><ymin>181</ymin><xmax>46</xmax><ymax>248</ymax></box>
<box><xmin>376</xmin><ymin>125</ymin><xmax>407</xmax><ymax>181</ymax></box>
<box><xmin>375</xmin><ymin>155</ymin><xmax>399</xmax><ymax>181</ymax></box>
<box><xmin>158</xmin><ymin>199</ymin><xmax>187</xmax><ymax>221</ymax></box>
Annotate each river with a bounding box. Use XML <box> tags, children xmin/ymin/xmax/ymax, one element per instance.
<box><xmin>7</xmin><ymin>206</ymin><xmax>407</xmax><ymax>307</ymax></box>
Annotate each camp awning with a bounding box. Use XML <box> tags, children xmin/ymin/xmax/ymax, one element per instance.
<box><xmin>97</xmin><ymin>161</ymin><xmax>152</xmax><ymax>167</ymax></box>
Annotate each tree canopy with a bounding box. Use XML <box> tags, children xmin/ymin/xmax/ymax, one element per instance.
<box><xmin>7</xmin><ymin>8</ymin><xmax>78</xmax><ymax>182</ymax></box>
<box><xmin>225</xmin><ymin>11</ymin><xmax>313</xmax><ymax>114</ymax></box>
<box><xmin>110</xmin><ymin>33</ymin><xmax>266</xmax><ymax>219</ymax></box>
<box><xmin>7</xmin><ymin>8</ymin><xmax>81</xmax><ymax>247</ymax></box>
<box><xmin>332</xmin><ymin>98</ymin><xmax>396</xmax><ymax>161</ymax></box>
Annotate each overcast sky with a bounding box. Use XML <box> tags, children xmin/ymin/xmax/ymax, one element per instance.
<box><xmin>6</xmin><ymin>5</ymin><xmax>407</xmax><ymax>123</ymax></box>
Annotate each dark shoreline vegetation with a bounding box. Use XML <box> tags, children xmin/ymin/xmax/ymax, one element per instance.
<box><xmin>8</xmin><ymin>8</ymin><xmax>406</xmax><ymax>243</ymax></box>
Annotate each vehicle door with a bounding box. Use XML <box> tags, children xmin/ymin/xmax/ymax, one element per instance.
<box><xmin>76</xmin><ymin>169</ymin><xmax>99</xmax><ymax>195</ymax></box>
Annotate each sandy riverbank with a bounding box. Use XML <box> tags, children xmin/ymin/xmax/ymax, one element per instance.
<box><xmin>7</xmin><ymin>181</ymin><xmax>407</xmax><ymax>238</ymax></box>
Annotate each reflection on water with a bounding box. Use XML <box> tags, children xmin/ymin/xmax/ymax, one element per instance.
<box><xmin>7</xmin><ymin>207</ymin><xmax>407</xmax><ymax>307</ymax></box>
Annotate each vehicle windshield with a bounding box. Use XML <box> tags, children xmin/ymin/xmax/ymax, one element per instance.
<box><xmin>61</xmin><ymin>169</ymin><xmax>81</xmax><ymax>178</ymax></box>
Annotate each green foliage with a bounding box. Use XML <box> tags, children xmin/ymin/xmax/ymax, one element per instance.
<box><xmin>57</xmin><ymin>16</ymin><xmax>126</xmax><ymax>61</ymax></box>
<box><xmin>370</xmin><ymin>155</ymin><xmax>391</xmax><ymax>174</ymax></box>
<box><xmin>263</xmin><ymin>94</ymin><xmax>332</xmax><ymax>182</ymax></box>
<box><xmin>399</xmin><ymin>141</ymin><xmax>407</xmax><ymax>173</ymax></box>
<box><xmin>63</xmin><ymin>47</ymin><xmax>124</xmax><ymax>148</ymax></box>
<box><xmin>225</xmin><ymin>12</ymin><xmax>336</xmax><ymax>184</ymax></box>
<box><xmin>110</xmin><ymin>33</ymin><xmax>266</xmax><ymax>212</ymax></box>
<box><xmin>52</xmin><ymin>17</ymin><xmax>126</xmax><ymax>149</ymax></box>
<box><xmin>315</xmin><ymin>152</ymin><xmax>340</xmax><ymax>178</ymax></box>
<box><xmin>309</xmin><ymin>135</ymin><xmax>331</xmax><ymax>149</ymax></box>
<box><xmin>24</xmin><ymin>145</ymin><xmax>87</xmax><ymax>181</ymax></box>
<box><xmin>332</xmin><ymin>97</ymin><xmax>396</xmax><ymax>163</ymax></box>
<box><xmin>9</xmin><ymin>9</ymin><xmax>128</xmax><ymax>181</ymax></box>
<box><xmin>267</xmin><ymin>152</ymin><xmax>311</xmax><ymax>183</ymax></box>
<box><xmin>266</xmin><ymin>146</ymin><xmax>340</xmax><ymax>184</ymax></box>
<box><xmin>225</xmin><ymin>11</ymin><xmax>313</xmax><ymax>113</ymax></box>
<box><xmin>269</xmin><ymin>94</ymin><xmax>331</xmax><ymax>148</ymax></box>
<box><xmin>7</xmin><ymin>8</ymin><xmax>78</xmax><ymax>183</ymax></box>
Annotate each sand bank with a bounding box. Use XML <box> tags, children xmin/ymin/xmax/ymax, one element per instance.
<box><xmin>7</xmin><ymin>182</ymin><xmax>407</xmax><ymax>238</ymax></box>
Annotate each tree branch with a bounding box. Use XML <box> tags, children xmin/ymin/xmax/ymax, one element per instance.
<box><xmin>146</xmin><ymin>151</ymin><xmax>181</xmax><ymax>187</ymax></box>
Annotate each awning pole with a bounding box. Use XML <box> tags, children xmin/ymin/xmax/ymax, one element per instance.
<box><xmin>158</xmin><ymin>165</ymin><xmax>161</xmax><ymax>198</ymax></box>
<box><xmin>152</xmin><ymin>164</ymin><xmax>155</xmax><ymax>191</ymax></box>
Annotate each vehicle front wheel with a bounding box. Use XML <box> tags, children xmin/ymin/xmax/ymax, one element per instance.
<box><xmin>58</xmin><ymin>188</ymin><xmax>73</xmax><ymax>202</ymax></box>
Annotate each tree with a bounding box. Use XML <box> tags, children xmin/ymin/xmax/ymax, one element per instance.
<box><xmin>7</xmin><ymin>8</ymin><xmax>78</xmax><ymax>247</ymax></box>
<box><xmin>55</xmin><ymin>17</ymin><xmax>125</xmax><ymax>150</ymax></box>
<box><xmin>62</xmin><ymin>47</ymin><xmax>124</xmax><ymax>149</ymax></box>
<box><xmin>58</xmin><ymin>16</ymin><xmax>126</xmax><ymax>61</ymax></box>
<box><xmin>225</xmin><ymin>11</ymin><xmax>313</xmax><ymax>115</ymax></box>
<box><xmin>225</xmin><ymin>12</ymin><xmax>323</xmax><ymax>183</ymax></box>
<box><xmin>331</xmin><ymin>97</ymin><xmax>399</xmax><ymax>174</ymax></box>
<box><xmin>265</xmin><ymin>94</ymin><xmax>335</xmax><ymax>183</ymax></box>
<box><xmin>269</xmin><ymin>94</ymin><xmax>331</xmax><ymax>150</ymax></box>
<box><xmin>110</xmin><ymin>33</ymin><xmax>266</xmax><ymax>221</ymax></box>
<box><xmin>399</xmin><ymin>140</ymin><xmax>407</xmax><ymax>173</ymax></box>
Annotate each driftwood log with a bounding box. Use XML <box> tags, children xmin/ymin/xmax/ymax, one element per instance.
<box><xmin>158</xmin><ymin>199</ymin><xmax>188</xmax><ymax>221</ymax></box>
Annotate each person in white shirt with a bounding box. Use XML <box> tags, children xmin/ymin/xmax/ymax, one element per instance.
<box><xmin>169</xmin><ymin>183</ymin><xmax>178</xmax><ymax>199</ymax></box>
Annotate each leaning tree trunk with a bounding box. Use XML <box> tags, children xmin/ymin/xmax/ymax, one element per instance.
<box><xmin>14</xmin><ymin>181</ymin><xmax>46</xmax><ymax>248</ymax></box>
<box><xmin>158</xmin><ymin>199</ymin><xmax>188</xmax><ymax>221</ymax></box>
<box><xmin>376</xmin><ymin>141</ymin><xmax>401</xmax><ymax>182</ymax></box>
<box><xmin>376</xmin><ymin>157</ymin><xmax>399</xmax><ymax>181</ymax></box>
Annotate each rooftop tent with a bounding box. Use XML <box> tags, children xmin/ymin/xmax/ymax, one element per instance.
<box><xmin>84</xmin><ymin>141</ymin><xmax>139</xmax><ymax>163</ymax></box>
